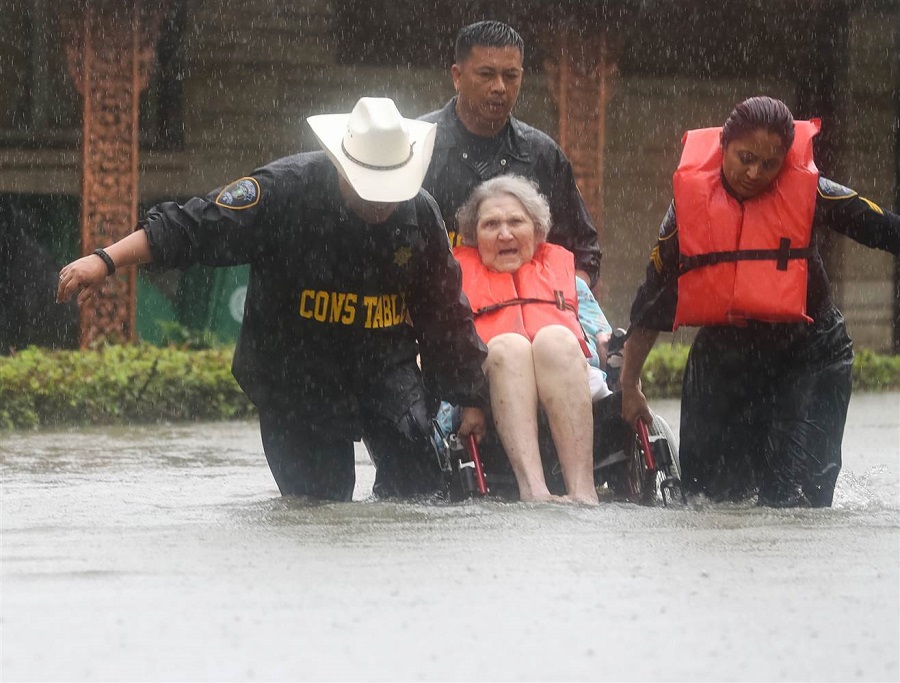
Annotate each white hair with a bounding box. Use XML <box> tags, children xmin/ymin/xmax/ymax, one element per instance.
<box><xmin>455</xmin><ymin>175</ymin><xmax>552</xmax><ymax>246</ymax></box>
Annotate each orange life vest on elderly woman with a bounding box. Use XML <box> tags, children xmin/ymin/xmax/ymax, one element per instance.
<box><xmin>672</xmin><ymin>119</ymin><xmax>821</xmax><ymax>328</ymax></box>
<box><xmin>453</xmin><ymin>242</ymin><xmax>590</xmax><ymax>357</ymax></box>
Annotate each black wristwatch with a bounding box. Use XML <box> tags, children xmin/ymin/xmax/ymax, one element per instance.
<box><xmin>92</xmin><ymin>248</ymin><xmax>116</xmax><ymax>276</ymax></box>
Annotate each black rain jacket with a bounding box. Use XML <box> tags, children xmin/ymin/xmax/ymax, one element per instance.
<box><xmin>141</xmin><ymin>152</ymin><xmax>489</xmax><ymax>433</ymax></box>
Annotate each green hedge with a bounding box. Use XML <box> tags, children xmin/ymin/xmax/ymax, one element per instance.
<box><xmin>0</xmin><ymin>345</ymin><xmax>255</xmax><ymax>430</ymax></box>
<box><xmin>639</xmin><ymin>344</ymin><xmax>900</xmax><ymax>398</ymax></box>
<box><xmin>851</xmin><ymin>348</ymin><xmax>900</xmax><ymax>392</ymax></box>
<box><xmin>1</xmin><ymin>343</ymin><xmax>898</xmax><ymax>430</ymax></box>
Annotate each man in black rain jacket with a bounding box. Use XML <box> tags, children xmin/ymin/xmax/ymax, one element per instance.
<box><xmin>419</xmin><ymin>20</ymin><xmax>602</xmax><ymax>287</ymax></box>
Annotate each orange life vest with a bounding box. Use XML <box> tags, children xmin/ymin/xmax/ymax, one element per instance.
<box><xmin>672</xmin><ymin>119</ymin><xmax>820</xmax><ymax>328</ymax></box>
<box><xmin>454</xmin><ymin>243</ymin><xmax>590</xmax><ymax>357</ymax></box>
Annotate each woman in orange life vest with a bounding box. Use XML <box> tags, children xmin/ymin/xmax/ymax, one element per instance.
<box><xmin>453</xmin><ymin>175</ymin><xmax>603</xmax><ymax>505</ymax></box>
<box><xmin>621</xmin><ymin>96</ymin><xmax>900</xmax><ymax>508</ymax></box>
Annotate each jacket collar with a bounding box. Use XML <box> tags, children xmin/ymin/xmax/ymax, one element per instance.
<box><xmin>433</xmin><ymin>97</ymin><xmax>531</xmax><ymax>162</ymax></box>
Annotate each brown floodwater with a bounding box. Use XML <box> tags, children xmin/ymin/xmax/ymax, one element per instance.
<box><xmin>2</xmin><ymin>394</ymin><xmax>898</xmax><ymax>682</ymax></box>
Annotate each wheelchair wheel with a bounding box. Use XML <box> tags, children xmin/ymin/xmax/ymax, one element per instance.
<box><xmin>603</xmin><ymin>434</ymin><xmax>650</xmax><ymax>504</ymax></box>
<box><xmin>605</xmin><ymin>411</ymin><xmax>680</xmax><ymax>505</ymax></box>
<box><xmin>646</xmin><ymin>412</ymin><xmax>683</xmax><ymax>505</ymax></box>
<box><xmin>650</xmin><ymin>412</ymin><xmax>680</xmax><ymax>478</ymax></box>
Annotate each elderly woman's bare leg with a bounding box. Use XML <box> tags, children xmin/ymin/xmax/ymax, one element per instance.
<box><xmin>484</xmin><ymin>333</ymin><xmax>559</xmax><ymax>503</ymax></box>
<box><xmin>532</xmin><ymin>326</ymin><xmax>599</xmax><ymax>505</ymax></box>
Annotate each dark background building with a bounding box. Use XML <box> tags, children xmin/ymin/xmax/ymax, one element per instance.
<box><xmin>1</xmin><ymin>0</ymin><xmax>897</xmax><ymax>351</ymax></box>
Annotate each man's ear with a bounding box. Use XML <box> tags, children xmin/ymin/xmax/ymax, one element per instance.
<box><xmin>451</xmin><ymin>64</ymin><xmax>461</xmax><ymax>92</ymax></box>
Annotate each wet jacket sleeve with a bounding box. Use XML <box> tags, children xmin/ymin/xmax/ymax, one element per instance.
<box><xmin>816</xmin><ymin>178</ymin><xmax>900</xmax><ymax>255</ymax></box>
<box><xmin>629</xmin><ymin>202</ymin><xmax>679</xmax><ymax>331</ymax></box>
<box><xmin>139</xmin><ymin>171</ymin><xmax>276</xmax><ymax>270</ymax></box>
<box><xmin>407</xmin><ymin>197</ymin><xmax>490</xmax><ymax>409</ymax></box>
<box><xmin>547</xmin><ymin>151</ymin><xmax>603</xmax><ymax>286</ymax></box>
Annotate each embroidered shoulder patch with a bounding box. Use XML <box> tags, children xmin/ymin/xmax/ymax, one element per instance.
<box><xmin>658</xmin><ymin>202</ymin><xmax>678</xmax><ymax>240</ymax></box>
<box><xmin>817</xmin><ymin>177</ymin><xmax>856</xmax><ymax>200</ymax></box>
<box><xmin>659</xmin><ymin>222</ymin><xmax>678</xmax><ymax>241</ymax></box>
<box><xmin>215</xmin><ymin>177</ymin><xmax>261</xmax><ymax>210</ymax></box>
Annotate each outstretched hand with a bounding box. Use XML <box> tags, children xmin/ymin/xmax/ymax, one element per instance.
<box><xmin>457</xmin><ymin>406</ymin><xmax>487</xmax><ymax>443</ymax></box>
<box><xmin>56</xmin><ymin>254</ymin><xmax>109</xmax><ymax>306</ymax></box>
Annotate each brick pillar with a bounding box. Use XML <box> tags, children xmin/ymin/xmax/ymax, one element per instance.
<box><xmin>62</xmin><ymin>0</ymin><xmax>168</xmax><ymax>347</ymax></box>
<box><xmin>544</xmin><ymin>26</ymin><xmax>620</xmax><ymax>294</ymax></box>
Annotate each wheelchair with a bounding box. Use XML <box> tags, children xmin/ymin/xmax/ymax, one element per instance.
<box><xmin>437</xmin><ymin>329</ymin><xmax>684</xmax><ymax>506</ymax></box>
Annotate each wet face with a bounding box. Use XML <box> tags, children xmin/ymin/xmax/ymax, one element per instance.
<box><xmin>721</xmin><ymin>129</ymin><xmax>788</xmax><ymax>199</ymax></box>
<box><xmin>452</xmin><ymin>45</ymin><xmax>523</xmax><ymax>137</ymax></box>
<box><xmin>475</xmin><ymin>194</ymin><xmax>537</xmax><ymax>273</ymax></box>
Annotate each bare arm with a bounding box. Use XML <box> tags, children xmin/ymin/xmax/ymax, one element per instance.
<box><xmin>620</xmin><ymin>326</ymin><xmax>659</xmax><ymax>427</ymax></box>
<box><xmin>56</xmin><ymin>230</ymin><xmax>153</xmax><ymax>305</ymax></box>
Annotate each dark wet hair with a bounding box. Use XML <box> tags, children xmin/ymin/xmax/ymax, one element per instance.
<box><xmin>721</xmin><ymin>96</ymin><xmax>796</xmax><ymax>151</ymax></box>
<box><xmin>455</xmin><ymin>21</ymin><xmax>524</xmax><ymax>64</ymax></box>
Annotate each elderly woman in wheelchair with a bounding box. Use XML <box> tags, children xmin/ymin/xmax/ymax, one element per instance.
<box><xmin>448</xmin><ymin>175</ymin><xmax>613</xmax><ymax>505</ymax></box>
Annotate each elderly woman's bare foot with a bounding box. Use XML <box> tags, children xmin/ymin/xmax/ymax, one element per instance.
<box><xmin>519</xmin><ymin>491</ymin><xmax>566</xmax><ymax>504</ymax></box>
<box><xmin>560</xmin><ymin>492</ymin><xmax>601</xmax><ymax>507</ymax></box>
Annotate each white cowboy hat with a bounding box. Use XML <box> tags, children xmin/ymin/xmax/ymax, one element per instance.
<box><xmin>307</xmin><ymin>97</ymin><xmax>436</xmax><ymax>203</ymax></box>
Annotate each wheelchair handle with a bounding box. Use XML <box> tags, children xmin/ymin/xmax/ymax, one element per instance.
<box><xmin>466</xmin><ymin>434</ymin><xmax>489</xmax><ymax>495</ymax></box>
<box><xmin>635</xmin><ymin>419</ymin><xmax>657</xmax><ymax>472</ymax></box>
<box><xmin>605</xmin><ymin>328</ymin><xmax>627</xmax><ymax>392</ymax></box>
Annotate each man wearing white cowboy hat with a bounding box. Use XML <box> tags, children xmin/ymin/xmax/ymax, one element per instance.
<box><xmin>57</xmin><ymin>97</ymin><xmax>489</xmax><ymax>501</ymax></box>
